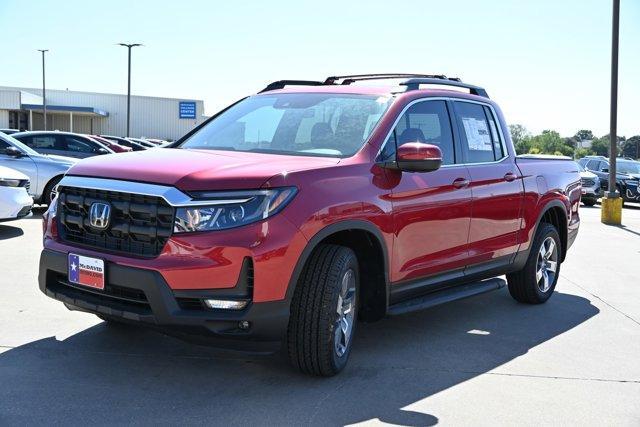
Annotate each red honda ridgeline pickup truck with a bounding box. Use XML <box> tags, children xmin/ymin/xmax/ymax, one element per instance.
<box><xmin>40</xmin><ymin>74</ymin><xmax>581</xmax><ymax>376</ymax></box>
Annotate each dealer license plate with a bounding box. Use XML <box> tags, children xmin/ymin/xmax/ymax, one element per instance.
<box><xmin>68</xmin><ymin>253</ymin><xmax>105</xmax><ymax>290</ymax></box>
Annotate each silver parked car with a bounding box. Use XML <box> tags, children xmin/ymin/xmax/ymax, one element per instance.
<box><xmin>0</xmin><ymin>132</ymin><xmax>77</xmax><ymax>205</ymax></box>
<box><xmin>577</xmin><ymin>162</ymin><xmax>600</xmax><ymax>206</ymax></box>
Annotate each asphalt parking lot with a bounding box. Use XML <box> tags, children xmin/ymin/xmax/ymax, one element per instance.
<box><xmin>1</xmin><ymin>205</ymin><xmax>639</xmax><ymax>426</ymax></box>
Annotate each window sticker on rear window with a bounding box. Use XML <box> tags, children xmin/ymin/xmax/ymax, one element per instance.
<box><xmin>461</xmin><ymin>117</ymin><xmax>492</xmax><ymax>151</ymax></box>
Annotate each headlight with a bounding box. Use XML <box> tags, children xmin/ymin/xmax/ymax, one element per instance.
<box><xmin>0</xmin><ymin>178</ymin><xmax>22</xmax><ymax>187</ymax></box>
<box><xmin>174</xmin><ymin>187</ymin><xmax>297</xmax><ymax>233</ymax></box>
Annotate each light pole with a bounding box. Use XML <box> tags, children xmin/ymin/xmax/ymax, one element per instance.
<box><xmin>37</xmin><ymin>49</ymin><xmax>48</xmax><ymax>131</ymax></box>
<box><xmin>118</xmin><ymin>43</ymin><xmax>142</xmax><ymax>137</ymax></box>
<box><xmin>601</xmin><ymin>0</ymin><xmax>622</xmax><ymax>225</ymax></box>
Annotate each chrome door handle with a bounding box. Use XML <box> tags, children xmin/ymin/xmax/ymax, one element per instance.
<box><xmin>504</xmin><ymin>172</ymin><xmax>517</xmax><ymax>182</ymax></box>
<box><xmin>452</xmin><ymin>177</ymin><xmax>470</xmax><ymax>189</ymax></box>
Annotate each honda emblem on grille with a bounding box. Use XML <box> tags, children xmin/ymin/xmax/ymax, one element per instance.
<box><xmin>89</xmin><ymin>202</ymin><xmax>111</xmax><ymax>230</ymax></box>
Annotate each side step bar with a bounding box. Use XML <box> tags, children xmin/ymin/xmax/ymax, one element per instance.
<box><xmin>387</xmin><ymin>278</ymin><xmax>506</xmax><ymax>316</ymax></box>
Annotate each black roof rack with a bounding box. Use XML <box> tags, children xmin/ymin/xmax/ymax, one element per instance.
<box><xmin>259</xmin><ymin>80</ymin><xmax>327</xmax><ymax>93</ymax></box>
<box><xmin>400</xmin><ymin>78</ymin><xmax>489</xmax><ymax>98</ymax></box>
<box><xmin>258</xmin><ymin>74</ymin><xmax>488</xmax><ymax>98</ymax></box>
<box><xmin>324</xmin><ymin>73</ymin><xmax>449</xmax><ymax>85</ymax></box>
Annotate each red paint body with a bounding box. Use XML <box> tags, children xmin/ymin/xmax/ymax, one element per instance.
<box><xmin>43</xmin><ymin>86</ymin><xmax>581</xmax><ymax>306</ymax></box>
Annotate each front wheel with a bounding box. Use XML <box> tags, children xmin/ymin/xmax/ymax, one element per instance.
<box><xmin>287</xmin><ymin>244</ymin><xmax>359</xmax><ymax>376</ymax></box>
<box><xmin>507</xmin><ymin>222</ymin><xmax>561</xmax><ymax>304</ymax></box>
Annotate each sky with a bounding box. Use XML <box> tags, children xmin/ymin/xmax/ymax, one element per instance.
<box><xmin>0</xmin><ymin>0</ymin><xmax>638</xmax><ymax>138</ymax></box>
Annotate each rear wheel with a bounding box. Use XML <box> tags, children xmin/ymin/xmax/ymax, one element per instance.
<box><xmin>287</xmin><ymin>244</ymin><xmax>359</xmax><ymax>376</ymax></box>
<box><xmin>507</xmin><ymin>222</ymin><xmax>561</xmax><ymax>304</ymax></box>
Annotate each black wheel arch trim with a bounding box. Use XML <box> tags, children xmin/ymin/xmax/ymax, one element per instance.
<box><xmin>512</xmin><ymin>199</ymin><xmax>569</xmax><ymax>270</ymax></box>
<box><xmin>284</xmin><ymin>220</ymin><xmax>391</xmax><ymax>310</ymax></box>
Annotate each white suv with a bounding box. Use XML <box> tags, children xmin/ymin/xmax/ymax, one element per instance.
<box><xmin>0</xmin><ymin>166</ymin><xmax>33</xmax><ymax>222</ymax></box>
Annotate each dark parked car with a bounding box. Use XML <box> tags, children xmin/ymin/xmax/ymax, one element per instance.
<box><xmin>12</xmin><ymin>131</ymin><xmax>114</xmax><ymax>159</ymax></box>
<box><xmin>127</xmin><ymin>137</ymin><xmax>156</xmax><ymax>148</ymax></box>
<box><xmin>89</xmin><ymin>135</ymin><xmax>132</xmax><ymax>153</ymax></box>
<box><xmin>97</xmin><ymin>135</ymin><xmax>147</xmax><ymax>151</ymax></box>
<box><xmin>578</xmin><ymin>156</ymin><xmax>640</xmax><ymax>203</ymax></box>
<box><xmin>40</xmin><ymin>74</ymin><xmax>581</xmax><ymax>376</ymax></box>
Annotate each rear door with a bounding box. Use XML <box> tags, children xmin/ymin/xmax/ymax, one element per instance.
<box><xmin>62</xmin><ymin>135</ymin><xmax>104</xmax><ymax>158</ymax></box>
<box><xmin>386</xmin><ymin>99</ymin><xmax>472</xmax><ymax>285</ymax></box>
<box><xmin>451</xmin><ymin>100</ymin><xmax>523</xmax><ymax>268</ymax></box>
<box><xmin>16</xmin><ymin>134</ymin><xmax>61</xmax><ymax>157</ymax></box>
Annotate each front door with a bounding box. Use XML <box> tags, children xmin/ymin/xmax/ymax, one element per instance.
<box><xmin>451</xmin><ymin>100</ymin><xmax>523</xmax><ymax>266</ymax></box>
<box><xmin>383</xmin><ymin>99</ymin><xmax>472</xmax><ymax>284</ymax></box>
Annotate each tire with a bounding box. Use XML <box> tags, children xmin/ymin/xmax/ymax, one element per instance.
<box><xmin>42</xmin><ymin>176</ymin><xmax>62</xmax><ymax>206</ymax></box>
<box><xmin>582</xmin><ymin>199</ymin><xmax>596</xmax><ymax>207</ymax></box>
<box><xmin>507</xmin><ymin>222</ymin><xmax>561</xmax><ymax>304</ymax></box>
<box><xmin>287</xmin><ymin>244</ymin><xmax>359</xmax><ymax>376</ymax></box>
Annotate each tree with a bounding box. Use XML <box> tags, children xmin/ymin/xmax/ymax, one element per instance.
<box><xmin>622</xmin><ymin>136</ymin><xmax>640</xmax><ymax>159</ymax></box>
<box><xmin>593</xmin><ymin>134</ymin><xmax>626</xmax><ymax>157</ymax></box>
<box><xmin>575</xmin><ymin>147</ymin><xmax>592</xmax><ymax>158</ymax></box>
<box><xmin>528</xmin><ymin>130</ymin><xmax>574</xmax><ymax>157</ymax></box>
<box><xmin>590</xmin><ymin>137</ymin><xmax>610</xmax><ymax>157</ymax></box>
<box><xmin>574</xmin><ymin>130</ymin><xmax>594</xmax><ymax>142</ymax></box>
<box><xmin>509</xmin><ymin>124</ymin><xmax>531</xmax><ymax>155</ymax></box>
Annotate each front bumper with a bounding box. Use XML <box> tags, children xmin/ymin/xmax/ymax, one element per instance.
<box><xmin>0</xmin><ymin>187</ymin><xmax>33</xmax><ymax>221</ymax></box>
<box><xmin>581</xmin><ymin>186</ymin><xmax>600</xmax><ymax>200</ymax></box>
<box><xmin>38</xmin><ymin>249</ymin><xmax>290</xmax><ymax>352</ymax></box>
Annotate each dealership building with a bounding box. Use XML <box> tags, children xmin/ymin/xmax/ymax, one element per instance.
<box><xmin>0</xmin><ymin>86</ymin><xmax>206</xmax><ymax>140</ymax></box>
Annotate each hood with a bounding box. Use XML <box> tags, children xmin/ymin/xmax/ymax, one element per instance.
<box><xmin>0</xmin><ymin>165</ymin><xmax>29</xmax><ymax>180</ymax></box>
<box><xmin>579</xmin><ymin>170</ymin><xmax>597</xmax><ymax>179</ymax></box>
<box><xmin>67</xmin><ymin>148</ymin><xmax>340</xmax><ymax>191</ymax></box>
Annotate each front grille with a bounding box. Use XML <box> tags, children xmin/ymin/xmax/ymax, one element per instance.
<box><xmin>57</xmin><ymin>186</ymin><xmax>174</xmax><ymax>257</ymax></box>
<box><xmin>581</xmin><ymin>178</ymin><xmax>596</xmax><ymax>187</ymax></box>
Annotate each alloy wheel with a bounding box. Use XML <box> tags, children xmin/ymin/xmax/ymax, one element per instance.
<box><xmin>334</xmin><ymin>269</ymin><xmax>356</xmax><ymax>357</ymax></box>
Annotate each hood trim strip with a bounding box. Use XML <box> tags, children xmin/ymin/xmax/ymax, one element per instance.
<box><xmin>58</xmin><ymin>176</ymin><xmax>251</xmax><ymax>207</ymax></box>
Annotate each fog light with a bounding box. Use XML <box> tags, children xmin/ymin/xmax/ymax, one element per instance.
<box><xmin>238</xmin><ymin>320</ymin><xmax>250</xmax><ymax>330</ymax></box>
<box><xmin>203</xmin><ymin>299</ymin><xmax>249</xmax><ymax>310</ymax></box>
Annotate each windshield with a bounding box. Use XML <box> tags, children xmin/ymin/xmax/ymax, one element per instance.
<box><xmin>576</xmin><ymin>162</ymin><xmax>585</xmax><ymax>172</ymax></box>
<box><xmin>618</xmin><ymin>161</ymin><xmax>640</xmax><ymax>175</ymax></box>
<box><xmin>179</xmin><ymin>93</ymin><xmax>392</xmax><ymax>158</ymax></box>
<box><xmin>0</xmin><ymin>132</ymin><xmax>40</xmax><ymax>157</ymax></box>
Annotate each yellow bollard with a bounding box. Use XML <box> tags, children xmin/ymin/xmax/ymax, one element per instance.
<box><xmin>601</xmin><ymin>196</ymin><xmax>622</xmax><ymax>225</ymax></box>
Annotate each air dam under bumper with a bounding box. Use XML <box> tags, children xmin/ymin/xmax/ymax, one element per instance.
<box><xmin>38</xmin><ymin>249</ymin><xmax>290</xmax><ymax>352</ymax></box>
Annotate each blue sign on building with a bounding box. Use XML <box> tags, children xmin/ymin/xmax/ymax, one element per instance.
<box><xmin>179</xmin><ymin>101</ymin><xmax>196</xmax><ymax>119</ymax></box>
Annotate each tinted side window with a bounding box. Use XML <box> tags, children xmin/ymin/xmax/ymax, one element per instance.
<box><xmin>31</xmin><ymin>135</ymin><xmax>58</xmax><ymax>149</ymax></box>
<box><xmin>0</xmin><ymin>139</ymin><xmax>9</xmax><ymax>150</ymax></box>
<box><xmin>454</xmin><ymin>101</ymin><xmax>498</xmax><ymax>163</ymax></box>
<box><xmin>379</xmin><ymin>100</ymin><xmax>455</xmax><ymax>165</ymax></box>
<box><xmin>599</xmin><ymin>161</ymin><xmax>609</xmax><ymax>172</ymax></box>
<box><xmin>585</xmin><ymin>160</ymin><xmax>600</xmax><ymax>170</ymax></box>
<box><xmin>65</xmin><ymin>136</ymin><xmax>98</xmax><ymax>153</ymax></box>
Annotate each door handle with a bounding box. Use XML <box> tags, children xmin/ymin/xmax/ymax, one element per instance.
<box><xmin>452</xmin><ymin>177</ymin><xmax>470</xmax><ymax>189</ymax></box>
<box><xmin>504</xmin><ymin>172</ymin><xmax>517</xmax><ymax>182</ymax></box>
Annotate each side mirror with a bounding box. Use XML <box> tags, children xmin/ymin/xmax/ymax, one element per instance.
<box><xmin>395</xmin><ymin>142</ymin><xmax>442</xmax><ymax>172</ymax></box>
<box><xmin>97</xmin><ymin>148</ymin><xmax>109</xmax><ymax>155</ymax></box>
<box><xmin>601</xmin><ymin>168</ymin><xmax>609</xmax><ymax>173</ymax></box>
<box><xmin>4</xmin><ymin>146</ymin><xmax>24</xmax><ymax>157</ymax></box>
